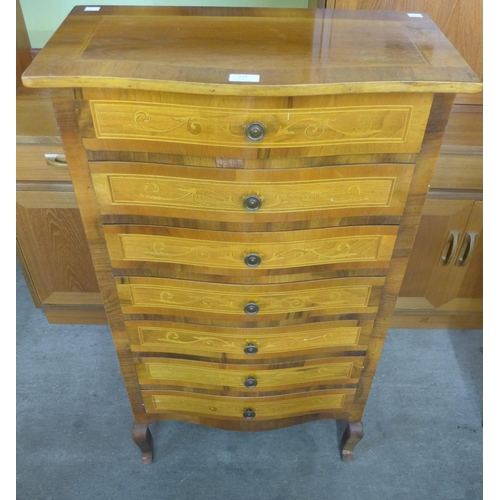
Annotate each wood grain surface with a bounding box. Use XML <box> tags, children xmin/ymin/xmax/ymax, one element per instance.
<box><xmin>22</xmin><ymin>6</ymin><xmax>481</xmax><ymax>95</ymax></box>
<box><xmin>104</xmin><ymin>225</ymin><xmax>398</xmax><ymax>277</ymax></box>
<box><xmin>91</xmin><ymin>162</ymin><xmax>414</xmax><ymax>224</ymax></box>
<box><xmin>17</xmin><ymin>145</ymin><xmax>69</xmax><ymax>182</ymax></box>
<box><xmin>16</xmin><ymin>188</ymin><xmax>101</xmax><ymax>306</ymax></box>
<box><xmin>135</xmin><ymin>356</ymin><xmax>364</xmax><ymax>391</ymax></box>
<box><xmin>331</xmin><ymin>0</ymin><xmax>483</xmax><ymax>105</ymax></box>
<box><xmin>116</xmin><ymin>276</ymin><xmax>385</xmax><ymax>322</ymax></box>
<box><xmin>142</xmin><ymin>389</ymin><xmax>354</xmax><ymax>419</ymax></box>
<box><xmin>86</xmin><ymin>93</ymin><xmax>431</xmax><ymax>154</ymax></box>
<box><xmin>127</xmin><ymin>320</ymin><xmax>373</xmax><ymax>360</ymax></box>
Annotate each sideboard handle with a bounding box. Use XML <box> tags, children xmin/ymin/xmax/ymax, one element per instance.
<box><xmin>439</xmin><ymin>230</ymin><xmax>461</xmax><ymax>266</ymax></box>
<box><xmin>44</xmin><ymin>153</ymin><xmax>68</xmax><ymax>167</ymax></box>
<box><xmin>455</xmin><ymin>232</ymin><xmax>478</xmax><ymax>267</ymax></box>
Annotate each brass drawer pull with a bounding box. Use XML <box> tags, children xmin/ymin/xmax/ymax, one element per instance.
<box><xmin>455</xmin><ymin>232</ymin><xmax>478</xmax><ymax>267</ymax></box>
<box><xmin>245</xmin><ymin>121</ymin><xmax>266</xmax><ymax>142</ymax></box>
<box><xmin>44</xmin><ymin>153</ymin><xmax>68</xmax><ymax>167</ymax></box>
<box><xmin>244</xmin><ymin>253</ymin><xmax>261</xmax><ymax>268</ymax></box>
<box><xmin>243</xmin><ymin>195</ymin><xmax>262</xmax><ymax>212</ymax></box>
<box><xmin>439</xmin><ymin>230</ymin><xmax>461</xmax><ymax>266</ymax></box>
<box><xmin>243</xmin><ymin>343</ymin><xmax>259</xmax><ymax>355</ymax></box>
<box><xmin>243</xmin><ymin>409</ymin><xmax>256</xmax><ymax>419</ymax></box>
<box><xmin>244</xmin><ymin>377</ymin><xmax>258</xmax><ymax>389</ymax></box>
<box><xmin>244</xmin><ymin>302</ymin><xmax>260</xmax><ymax>315</ymax></box>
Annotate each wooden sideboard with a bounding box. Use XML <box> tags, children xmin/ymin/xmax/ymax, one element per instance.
<box><xmin>16</xmin><ymin>86</ymin><xmax>106</xmax><ymax>324</ymax></box>
<box><xmin>22</xmin><ymin>6</ymin><xmax>480</xmax><ymax>463</ymax></box>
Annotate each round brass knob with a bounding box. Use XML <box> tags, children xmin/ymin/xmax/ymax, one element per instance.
<box><xmin>244</xmin><ymin>302</ymin><xmax>259</xmax><ymax>315</ymax></box>
<box><xmin>244</xmin><ymin>377</ymin><xmax>258</xmax><ymax>389</ymax></box>
<box><xmin>244</xmin><ymin>343</ymin><xmax>259</xmax><ymax>355</ymax></box>
<box><xmin>243</xmin><ymin>408</ymin><xmax>256</xmax><ymax>419</ymax></box>
<box><xmin>245</xmin><ymin>122</ymin><xmax>266</xmax><ymax>142</ymax></box>
<box><xmin>244</xmin><ymin>253</ymin><xmax>261</xmax><ymax>268</ymax></box>
<box><xmin>243</xmin><ymin>195</ymin><xmax>262</xmax><ymax>212</ymax></box>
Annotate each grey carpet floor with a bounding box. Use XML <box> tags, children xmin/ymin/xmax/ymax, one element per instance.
<box><xmin>16</xmin><ymin>265</ymin><xmax>483</xmax><ymax>500</ymax></box>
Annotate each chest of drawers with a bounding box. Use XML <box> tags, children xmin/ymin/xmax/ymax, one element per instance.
<box><xmin>22</xmin><ymin>6</ymin><xmax>481</xmax><ymax>464</ymax></box>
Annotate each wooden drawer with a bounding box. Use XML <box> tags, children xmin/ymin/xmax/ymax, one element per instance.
<box><xmin>136</xmin><ymin>356</ymin><xmax>364</xmax><ymax>391</ymax></box>
<box><xmin>16</xmin><ymin>144</ymin><xmax>69</xmax><ymax>182</ymax></box>
<box><xmin>81</xmin><ymin>90</ymin><xmax>432</xmax><ymax>156</ymax></box>
<box><xmin>116</xmin><ymin>276</ymin><xmax>384</xmax><ymax>322</ymax></box>
<box><xmin>91</xmin><ymin>162</ymin><xmax>414</xmax><ymax>224</ymax></box>
<box><xmin>127</xmin><ymin>320</ymin><xmax>373</xmax><ymax>359</ymax></box>
<box><xmin>105</xmin><ymin>225</ymin><xmax>398</xmax><ymax>277</ymax></box>
<box><xmin>142</xmin><ymin>390</ymin><xmax>355</xmax><ymax>419</ymax></box>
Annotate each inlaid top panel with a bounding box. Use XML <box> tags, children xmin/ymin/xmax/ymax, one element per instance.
<box><xmin>22</xmin><ymin>6</ymin><xmax>481</xmax><ymax>95</ymax></box>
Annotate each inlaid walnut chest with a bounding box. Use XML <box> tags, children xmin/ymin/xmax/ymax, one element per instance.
<box><xmin>22</xmin><ymin>6</ymin><xmax>481</xmax><ymax>463</ymax></box>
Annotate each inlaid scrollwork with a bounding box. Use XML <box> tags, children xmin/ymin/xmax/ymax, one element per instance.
<box><xmin>148</xmin><ymin>393</ymin><xmax>346</xmax><ymax>416</ymax></box>
<box><xmin>105</xmin><ymin>174</ymin><xmax>396</xmax><ymax>212</ymax></box>
<box><xmin>136</xmin><ymin>326</ymin><xmax>361</xmax><ymax>352</ymax></box>
<box><xmin>117</xmin><ymin>234</ymin><xmax>385</xmax><ymax>268</ymax></box>
<box><xmin>146</xmin><ymin>241</ymin><xmax>211</xmax><ymax>261</ymax></box>
<box><xmin>129</xmin><ymin>110</ymin><xmax>228</xmax><ymax>136</ymax></box>
<box><xmin>90</xmin><ymin>100</ymin><xmax>414</xmax><ymax>148</ymax></box>
<box><xmin>128</xmin><ymin>283</ymin><xmax>371</xmax><ymax>314</ymax></box>
<box><xmin>143</xmin><ymin>361</ymin><xmax>355</xmax><ymax>386</ymax></box>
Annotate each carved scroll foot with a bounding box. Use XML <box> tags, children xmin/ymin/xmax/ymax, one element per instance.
<box><xmin>340</xmin><ymin>421</ymin><xmax>364</xmax><ymax>462</ymax></box>
<box><xmin>132</xmin><ymin>423</ymin><xmax>154</xmax><ymax>465</ymax></box>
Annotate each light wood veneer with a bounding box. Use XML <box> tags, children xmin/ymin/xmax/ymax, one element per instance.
<box><xmin>22</xmin><ymin>6</ymin><xmax>481</xmax><ymax>463</ymax></box>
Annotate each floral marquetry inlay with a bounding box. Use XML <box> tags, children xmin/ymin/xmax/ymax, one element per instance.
<box><xmin>139</xmin><ymin>359</ymin><xmax>357</xmax><ymax>388</ymax></box>
<box><xmin>90</xmin><ymin>100</ymin><xmax>415</xmax><ymax>148</ymax></box>
<box><xmin>145</xmin><ymin>393</ymin><xmax>347</xmax><ymax>417</ymax></box>
<box><xmin>136</xmin><ymin>325</ymin><xmax>362</xmax><ymax>353</ymax></box>
<box><xmin>103</xmin><ymin>174</ymin><xmax>397</xmax><ymax>213</ymax></box>
<box><xmin>111</xmin><ymin>233</ymin><xmax>394</xmax><ymax>269</ymax></box>
<box><xmin>122</xmin><ymin>282</ymin><xmax>373</xmax><ymax>315</ymax></box>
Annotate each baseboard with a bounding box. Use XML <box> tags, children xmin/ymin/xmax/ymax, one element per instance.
<box><xmin>44</xmin><ymin>306</ymin><xmax>108</xmax><ymax>325</ymax></box>
<box><xmin>390</xmin><ymin>311</ymin><xmax>482</xmax><ymax>330</ymax></box>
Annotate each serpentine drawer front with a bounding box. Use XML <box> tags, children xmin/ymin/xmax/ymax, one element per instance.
<box><xmin>116</xmin><ymin>276</ymin><xmax>385</xmax><ymax>321</ymax></box>
<box><xmin>142</xmin><ymin>390</ymin><xmax>355</xmax><ymax>420</ymax></box>
<box><xmin>83</xmin><ymin>91</ymin><xmax>432</xmax><ymax>154</ymax></box>
<box><xmin>126</xmin><ymin>320</ymin><xmax>374</xmax><ymax>360</ymax></box>
<box><xmin>91</xmin><ymin>162</ymin><xmax>414</xmax><ymax>224</ymax></box>
<box><xmin>104</xmin><ymin>225</ymin><xmax>398</xmax><ymax>277</ymax></box>
<box><xmin>22</xmin><ymin>6</ymin><xmax>481</xmax><ymax>464</ymax></box>
<box><xmin>135</xmin><ymin>357</ymin><xmax>364</xmax><ymax>391</ymax></box>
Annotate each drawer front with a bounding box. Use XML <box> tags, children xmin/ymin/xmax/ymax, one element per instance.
<box><xmin>136</xmin><ymin>357</ymin><xmax>364</xmax><ymax>390</ymax></box>
<box><xmin>86</xmin><ymin>92</ymin><xmax>432</xmax><ymax>155</ymax></box>
<box><xmin>91</xmin><ymin>163</ymin><xmax>414</xmax><ymax>223</ymax></box>
<box><xmin>116</xmin><ymin>276</ymin><xmax>384</xmax><ymax>321</ymax></box>
<box><xmin>105</xmin><ymin>225</ymin><xmax>398</xmax><ymax>274</ymax></box>
<box><xmin>16</xmin><ymin>144</ymin><xmax>69</xmax><ymax>182</ymax></box>
<box><xmin>142</xmin><ymin>390</ymin><xmax>354</xmax><ymax>419</ymax></box>
<box><xmin>127</xmin><ymin>320</ymin><xmax>373</xmax><ymax>358</ymax></box>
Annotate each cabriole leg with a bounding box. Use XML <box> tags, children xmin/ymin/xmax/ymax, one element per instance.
<box><xmin>340</xmin><ymin>421</ymin><xmax>364</xmax><ymax>462</ymax></box>
<box><xmin>132</xmin><ymin>423</ymin><xmax>154</xmax><ymax>465</ymax></box>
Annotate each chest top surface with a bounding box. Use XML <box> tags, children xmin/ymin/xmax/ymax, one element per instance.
<box><xmin>22</xmin><ymin>6</ymin><xmax>481</xmax><ymax>96</ymax></box>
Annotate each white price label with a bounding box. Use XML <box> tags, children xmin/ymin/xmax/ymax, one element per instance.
<box><xmin>229</xmin><ymin>74</ymin><xmax>260</xmax><ymax>83</ymax></box>
<box><xmin>407</xmin><ymin>13</ymin><xmax>423</xmax><ymax>18</ymax></box>
<box><xmin>84</xmin><ymin>7</ymin><xmax>101</xmax><ymax>12</ymax></box>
